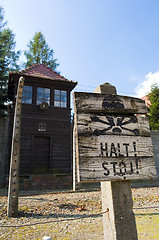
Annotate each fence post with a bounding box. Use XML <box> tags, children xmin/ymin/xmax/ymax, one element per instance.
<box><xmin>7</xmin><ymin>76</ymin><xmax>24</xmax><ymax>217</ymax></box>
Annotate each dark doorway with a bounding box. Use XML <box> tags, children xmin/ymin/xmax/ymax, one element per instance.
<box><xmin>32</xmin><ymin>136</ymin><xmax>50</xmax><ymax>171</ymax></box>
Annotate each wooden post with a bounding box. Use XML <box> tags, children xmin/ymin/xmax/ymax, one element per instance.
<box><xmin>94</xmin><ymin>83</ymin><xmax>138</xmax><ymax>240</ymax></box>
<box><xmin>7</xmin><ymin>76</ymin><xmax>25</xmax><ymax>217</ymax></box>
<box><xmin>73</xmin><ymin>124</ymin><xmax>80</xmax><ymax>191</ymax></box>
<box><xmin>73</xmin><ymin>125</ymin><xmax>76</xmax><ymax>191</ymax></box>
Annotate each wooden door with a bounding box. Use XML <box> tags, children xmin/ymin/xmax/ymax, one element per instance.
<box><xmin>33</xmin><ymin>136</ymin><xmax>50</xmax><ymax>171</ymax></box>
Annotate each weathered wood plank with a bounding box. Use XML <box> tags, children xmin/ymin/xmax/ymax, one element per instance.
<box><xmin>74</xmin><ymin>92</ymin><xmax>147</xmax><ymax>114</ymax></box>
<box><xmin>78</xmin><ymin>135</ymin><xmax>154</xmax><ymax>157</ymax></box>
<box><xmin>75</xmin><ymin>130</ymin><xmax>157</xmax><ymax>181</ymax></box>
<box><xmin>76</xmin><ymin>113</ymin><xmax>150</xmax><ymax>137</ymax></box>
<box><xmin>78</xmin><ymin>156</ymin><xmax>157</xmax><ymax>182</ymax></box>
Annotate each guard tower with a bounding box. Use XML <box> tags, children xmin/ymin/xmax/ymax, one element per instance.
<box><xmin>7</xmin><ymin>64</ymin><xmax>77</xmax><ymax>189</ymax></box>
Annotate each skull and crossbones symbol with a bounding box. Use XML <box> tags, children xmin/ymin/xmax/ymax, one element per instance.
<box><xmin>90</xmin><ymin>115</ymin><xmax>139</xmax><ymax>135</ymax></box>
<box><xmin>89</xmin><ymin>96</ymin><xmax>140</xmax><ymax>135</ymax></box>
<box><xmin>91</xmin><ymin>116</ymin><xmax>139</xmax><ymax>135</ymax></box>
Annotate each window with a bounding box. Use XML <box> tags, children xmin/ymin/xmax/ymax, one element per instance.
<box><xmin>38</xmin><ymin>122</ymin><xmax>46</xmax><ymax>132</ymax></box>
<box><xmin>22</xmin><ymin>85</ymin><xmax>33</xmax><ymax>104</ymax></box>
<box><xmin>37</xmin><ymin>87</ymin><xmax>50</xmax><ymax>105</ymax></box>
<box><xmin>54</xmin><ymin>90</ymin><xmax>67</xmax><ymax>108</ymax></box>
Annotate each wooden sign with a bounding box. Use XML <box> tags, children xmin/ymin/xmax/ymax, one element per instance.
<box><xmin>73</xmin><ymin>92</ymin><xmax>157</xmax><ymax>182</ymax></box>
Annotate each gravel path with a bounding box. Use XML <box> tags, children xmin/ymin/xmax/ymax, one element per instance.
<box><xmin>0</xmin><ymin>187</ymin><xmax>159</xmax><ymax>239</ymax></box>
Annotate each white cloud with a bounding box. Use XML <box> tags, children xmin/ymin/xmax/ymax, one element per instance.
<box><xmin>135</xmin><ymin>71</ymin><xmax>159</xmax><ymax>98</ymax></box>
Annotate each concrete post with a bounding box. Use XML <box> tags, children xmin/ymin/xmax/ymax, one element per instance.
<box><xmin>101</xmin><ymin>181</ymin><xmax>138</xmax><ymax>240</ymax></box>
<box><xmin>7</xmin><ymin>76</ymin><xmax>25</xmax><ymax>217</ymax></box>
<box><xmin>94</xmin><ymin>83</ymin><xmax>138</xmax><ymax>240</ymax></box>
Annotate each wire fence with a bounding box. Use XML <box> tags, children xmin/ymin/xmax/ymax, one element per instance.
<box><xmin>1</xmin><ymin>205</ymin><xmax>158</xmax><ymax>228</ymax></box>
<box><xmin>73</xmin><ymin>84</ymin><xmax>137</xmax><ymax>96</ymax></box>
<box><xmin>0</xmin><ymin>210</ymin><xmax>108</xmax><ymax>228</ymax></box>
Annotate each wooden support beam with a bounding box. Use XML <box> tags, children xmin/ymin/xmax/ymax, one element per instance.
<box><xmin>73</xmin><ymin>126</ymin><xmax>76</xmax><ymax>191</ymax></box>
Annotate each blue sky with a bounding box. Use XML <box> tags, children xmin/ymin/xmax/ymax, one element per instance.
<box><xmin>1</xmin><ymin>0</ymin><xmax>159</xmax><ymax>98</ymax></box>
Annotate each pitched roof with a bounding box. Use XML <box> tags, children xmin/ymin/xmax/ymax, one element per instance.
<box><xmin>9</xmin><ymin>64</ymin><xmax>77</xmax><ymax>84</ymax></box>
<box><xmin>141</xmin><ymin>95</ymin><xmax>151</xmax><ymax>107</ymax></box>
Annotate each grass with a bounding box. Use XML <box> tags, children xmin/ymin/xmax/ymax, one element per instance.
<box><xmin>135</xmin><ymin>212</ymin><xmax>159</xmax><ymax>240</ymax></box>
<box><xmin>1</xmin><ymin>213</ymin><xmax>158</xmax><ymax>239</ymax></box>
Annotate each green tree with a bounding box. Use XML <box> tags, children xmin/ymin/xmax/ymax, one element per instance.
<box><xmin>24</xmin><ymin>32</ymin><xmax>59</xmax><ymax>70</ymax></box>
<box><xmin>0</xmin><ymin>6</ymin><xmax>20</xmax><ymax>118</ymax></box>
<box><xmin>148</xmin><ymin>84</ymin><xmax>159</xmax><ymax>130</ymax></box>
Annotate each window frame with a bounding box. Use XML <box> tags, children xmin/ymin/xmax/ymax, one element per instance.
<box><xmin>54</xmin><ymin>89</ymin><xmax>67</xmax><ymax>108</ymax></box>
<box><xmin>37</xmin><ymin>87</ymin><xmax>51</xmax><ymax>105</ymax></box>
<box><xmin>22</xmin><ymin>85</ymin><xmax>33</xmax><ymax>104</ymax></box>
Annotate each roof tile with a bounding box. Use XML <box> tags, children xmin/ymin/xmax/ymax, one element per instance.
<box><xmin>10</xmin><ymin>64</ymin><xmax>76</xmax><ymax>84</ymax></box>
<box><xmin>141</xmin><ymin>95</ymin><xmax>151</xmax><ymax>107</ymax></box>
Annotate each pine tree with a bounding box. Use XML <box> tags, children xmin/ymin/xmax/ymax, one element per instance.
<box><xmin>0</xmin><ymin>6</ymin><xmax>20</xmax><ymax>117</ymax></box>
<box><xmin>24</xmin><ymin>32</ymin><xmax>59</xmax><ymax>70</ymax></box>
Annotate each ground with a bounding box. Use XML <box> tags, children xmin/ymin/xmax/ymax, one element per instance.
<box><xmin>0</xmin><ymin>187</ymin><xmax>159</xmax><ymax>239</ymax></box>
